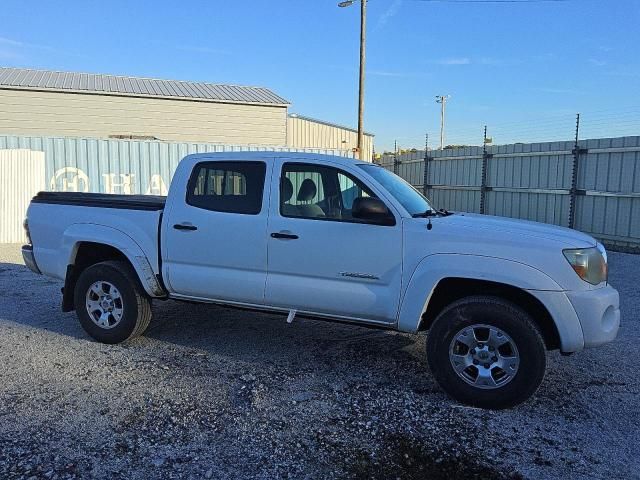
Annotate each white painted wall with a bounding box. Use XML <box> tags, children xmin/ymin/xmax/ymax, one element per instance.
<box><xmin>0</xmin><ymin>149</ymin><xmax>45</xmax><ymax>243</ymax></box>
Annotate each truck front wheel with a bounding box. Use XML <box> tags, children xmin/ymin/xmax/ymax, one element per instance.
<box><xmin>426</xmin><ymin>295</ymin><xmax>546</xmax><ymax>409</ymax></box>
<box><xmin>74</xmin><ymin>260</ymin><xmax>152</xmax><ymax>344</ymax></box>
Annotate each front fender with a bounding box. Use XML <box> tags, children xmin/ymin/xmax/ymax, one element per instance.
<box><xmin>397</xmin><ymin>254</ymin><xmax>565</xmax><ymax>333</ymax></box>
<box><xmin>62</xmin><ymin>223</ymin><xmax>165</xmax><ymax>297</ymax></box>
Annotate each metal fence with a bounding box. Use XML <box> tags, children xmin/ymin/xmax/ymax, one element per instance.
<box><xmin>379</xmin><ymin>136</ymin><xmax>640</xmax><ymax>252</ymax></box>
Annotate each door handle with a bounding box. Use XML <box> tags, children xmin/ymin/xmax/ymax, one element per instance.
<box><xmin>173</xmin><ymin>224</ymin><xmax>198</xmax><ymax>231</ymax></box>
<box><xmin>270</xmin><ymin>232</ymin><xmax>299</xmax><ymax>240</ymax></box>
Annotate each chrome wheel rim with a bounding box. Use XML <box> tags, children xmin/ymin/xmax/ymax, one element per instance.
<box><xmin>448</xmin><ymin>324</ymin><xmax>520</xmax><ymax>390</ymax></box>
<box><xmin>85</xmin><ymin>281</ymin><xmax>124</xmax><ymax>329</ymax></box>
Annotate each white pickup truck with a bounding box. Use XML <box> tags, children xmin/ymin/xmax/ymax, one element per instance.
<box><xmin>22</xmin><ymin>152</ymin><xmax>620</xmax><ymax>408</ymax></box>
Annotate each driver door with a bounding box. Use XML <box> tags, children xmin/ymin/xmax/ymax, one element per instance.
<box><xmin>265</xmin><ymin>159</ymin><xmax>403</xmax><ymax>323</ymax></box>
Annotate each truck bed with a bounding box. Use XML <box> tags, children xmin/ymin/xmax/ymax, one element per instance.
<box><xmin>32</xmin><ymin>192</ymin><xmax>166</xmax><ymax>211</ymax></box>
<box><xmin>27</xmin><ymin>192</ymin><xmax>164</xmax><ymax>283</ymax></box>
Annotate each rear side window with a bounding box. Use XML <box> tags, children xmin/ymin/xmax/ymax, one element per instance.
<box><xmin>187</xmin><ymin>161</ymin><xmax>266</xmax><ymax>214</ymax></box>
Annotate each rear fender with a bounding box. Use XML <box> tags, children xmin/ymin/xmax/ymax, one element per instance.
<box><xmin>62</xmin><ymin>223</ymin><xmax>165</xmax><ymax>298</ymax></box>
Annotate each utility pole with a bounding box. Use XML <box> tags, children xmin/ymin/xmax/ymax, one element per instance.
<box><xmin>435</xmin><ymin>95</ymin><xmax>450</xmax><ymax>150</ymax></box>
<box><xmin>393</xmin><ymin>140</ymin><xmax>399</xmax><ymax>175</ymax></box>
<box><xmin>338</xmin><ymin>0</ymin><xmax>367</xmax><ymax>160</ymax></box>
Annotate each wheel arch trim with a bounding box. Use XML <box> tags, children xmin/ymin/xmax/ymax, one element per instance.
<box><xmin>62</xmin><ymin>224</ymin><xmax>166</xmax><ymax>298</ymax></box>
<box><xmin>397</xmin><ymin>254</ymin><xmax>584</xmax><ymax>352</ymax></box>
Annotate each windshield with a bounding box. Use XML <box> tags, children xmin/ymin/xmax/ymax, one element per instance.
<box><xmin>359</xmin><ymin>164</ymin><xmax>433</xmax><ymax>216</ymax></box>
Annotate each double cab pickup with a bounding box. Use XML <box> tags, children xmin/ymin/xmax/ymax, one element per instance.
<box><xmin>22</xmin><ymin>152</ymin><xmax>620</xmax><ymax>408</ymax></box>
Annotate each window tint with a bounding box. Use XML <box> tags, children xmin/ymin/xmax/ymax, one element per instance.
<box><xmin>280</xmin><ymin>163</ymin><xmax>378</xmax><ymax>222</ymax></box>
<box><xmin>187</xmin><ymin>161</ymin><xmax>266</xmax><ymax>214</ymax></box>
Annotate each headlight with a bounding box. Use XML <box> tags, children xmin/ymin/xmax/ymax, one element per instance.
<box><xmin>563</xmin><ymin>246</ymin><xmax>607</xmax><ymax>285</ymax></box>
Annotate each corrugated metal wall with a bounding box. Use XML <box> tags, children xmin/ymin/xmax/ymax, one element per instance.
<box><xmin>0</xmin><ymin>135</ymin><xmax>351</xmax><ymax>196</ymax></box>
<box><xmin>0</xmin><ymin>149</ymin><xmax>45</xmax><ymax>243</ymax></box>
<box><xmin>0</xmin><ymin>134</ymin><xmax>352</xmax><ymax>243</ymax></box>
<box><xmin>286</xmin><ymin>116</ymin><xmax>374</xmax><ymax>162</ymax></box>
<box><xmin>379</xmin><ymin>136</ymin><xmax>640</xmax><ymax>251</ymax></box>
<box><xmin>0</xmin><ymin>89</ymin><xmax>288</xmax><ymax>145</ymax></box>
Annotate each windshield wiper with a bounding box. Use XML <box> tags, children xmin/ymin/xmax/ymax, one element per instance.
<box><xmin>412</xmin><ymin>208</ymin><xmax>453</xmax><ymax>218</ymax></box>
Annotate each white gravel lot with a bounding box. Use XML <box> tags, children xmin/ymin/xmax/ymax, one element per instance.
<box><xmin>0</xmin><ymin>243</ymin><xmax>638</xmax><ymax>480</ymax></box>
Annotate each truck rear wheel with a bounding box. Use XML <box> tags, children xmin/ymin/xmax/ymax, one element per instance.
<box><xmin>426</xmin><ymin>295</ymin><xmax>546</xmax><ymax>409</ymax></box>
<box><xmin>74</xmin><ymin>260</ymin><xmax>152</xmax><ymax>344</ymax></box>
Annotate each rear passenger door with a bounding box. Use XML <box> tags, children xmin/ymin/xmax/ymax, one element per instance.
<box><xmin>163</xmin><ymin>160</ymin><xmax>271</xmax><ymax>305</ymax></box>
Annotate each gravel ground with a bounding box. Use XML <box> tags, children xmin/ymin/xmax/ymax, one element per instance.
<box><xmin>0</xmin><ymin>243</ymin><xmax>638</xmax><ymax>480</ymax></box>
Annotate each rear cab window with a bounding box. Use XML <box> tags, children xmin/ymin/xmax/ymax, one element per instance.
<box><xmin>187</xmin><ymin>161</ymin><xmax>266</xmax><ymax>214</ymax></box>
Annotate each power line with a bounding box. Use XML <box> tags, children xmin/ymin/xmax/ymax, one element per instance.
<box><xmin>390</xmin><ymin>108</ymin><xmax>639</xmax><ymax>151</ymax></box>
<box><xmin>449</xmin><ymin>110</ymin><xmax>640</xmax><ymax>135</ymax></box>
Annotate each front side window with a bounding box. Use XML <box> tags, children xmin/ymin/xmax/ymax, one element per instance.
<box><xmin>187</xmin><ymin>161</ymin><xmax>266</xmax><ymax>214</ymax></box>
<box><xmin>280</xmin><ymin>163</ymin><xmax>378</xmax><ymax>222</ymax></box>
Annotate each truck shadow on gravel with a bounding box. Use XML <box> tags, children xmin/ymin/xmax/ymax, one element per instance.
<box><xmin>143</xmin><ymin>297</ymin><xmax>429</xmax><ymax>376</ymax></box>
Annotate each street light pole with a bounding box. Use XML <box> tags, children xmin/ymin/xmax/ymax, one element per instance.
<box><xmin>435</xmin><ymin>95</ymin><xmax>450</xmax><ymax>150</ymax></box>
<box><xmin>339</xmin><ymin>0</ymin><xmax>367</xmax><ymax>160</ymax></box>
<box><xmin>357</xmin><ymin>0</ymin><xmax>366</xmax><ymax>160</ymax></box>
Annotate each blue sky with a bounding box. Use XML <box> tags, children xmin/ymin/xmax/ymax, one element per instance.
<box><xmin>1</xmin><ymin>0</ymin><xmax>639</xmax><ymax>151</ymax></box>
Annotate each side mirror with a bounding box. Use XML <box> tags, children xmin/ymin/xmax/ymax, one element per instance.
<box><xmin>352</xmin><ymin>197</ymin><xmax>395</xmax><ymax>226</ymax></box>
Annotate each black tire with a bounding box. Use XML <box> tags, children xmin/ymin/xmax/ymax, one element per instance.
<box><xmin>74</xmin><ymin>260</ymin><xmax>152</xmax><ymax>344</ymax></box>
<box><xmin>426</xmin><ymin>295</ymin><xmax>546</xmax><ymax>409</ymax></box>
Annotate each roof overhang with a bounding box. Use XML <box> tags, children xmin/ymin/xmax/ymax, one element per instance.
<box><xmin>288</xmin><ymin>113</ymin><xmax>374</xmax><ymax>137</ymax></box>
<box><xmin>0</xmin><ymin>84</ymin><xmax>290</xmax><ymax>108</ymax></box>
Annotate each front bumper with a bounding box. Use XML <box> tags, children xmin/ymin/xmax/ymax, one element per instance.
<box><xmin>528</xmin><ymin>284</ymin><xmax>620</xmax><ymax>353</ymax></box>
<box><xmin>566</xmin><ymin>285</ymin><xmax>620</xmax><ymax>348</ymax></box>
<box><xmin>21</xmin><ymin>245</ymin><xmax>41</xmax><ymax>274</ymax></box>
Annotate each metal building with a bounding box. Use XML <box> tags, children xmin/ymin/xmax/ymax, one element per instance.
<box><xmin>0</xmin><ymin>68</ymin><xmax>375</xmax><ymax>157</ymax></box>
<box><xmin>287</xmin><ymin>114</ymin><xmax>374</xmax><ymax>161</ymax></box>
<box><xmin>0</xmin><ymin>67</ymin><xmax>290</xmax><ymax>145</ymax></box>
